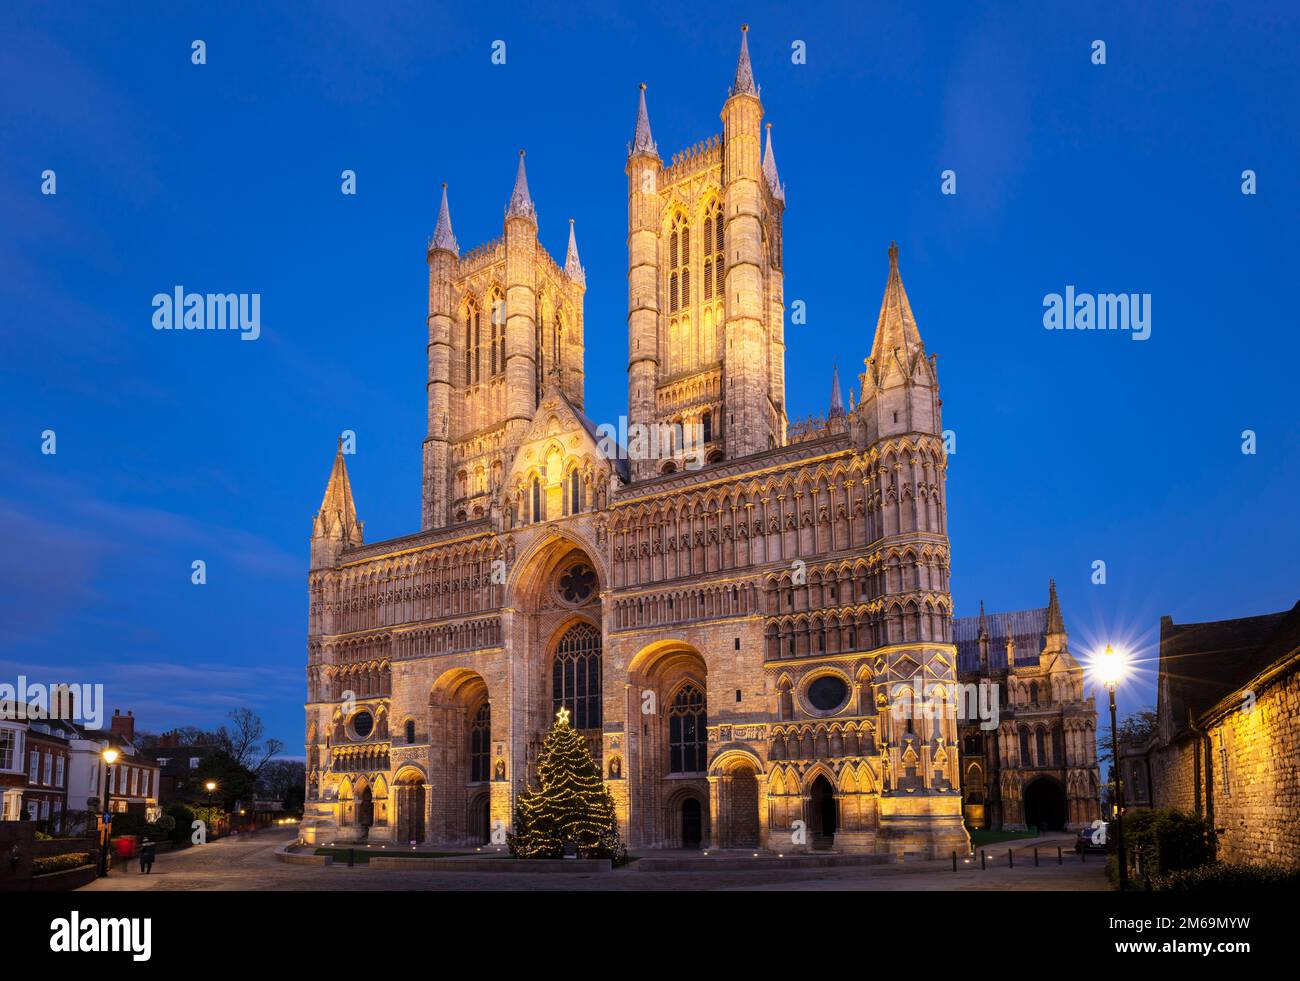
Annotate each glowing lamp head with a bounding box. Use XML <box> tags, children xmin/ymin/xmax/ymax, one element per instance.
<box><xmin>101</xmin><ymin>747</ymin><xmax>119</xmax><ymax>765</ymax></box>
<box><xmin>205</xmin><ymin>780</ymin><xmax>217</xmax><ymax>792</ymax></box>
<box><xmin>1095</xmin><ymin>644</ymin><xmax>1128</xmax><ymax>689</ymax></box>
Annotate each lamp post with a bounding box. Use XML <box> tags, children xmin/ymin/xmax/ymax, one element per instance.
<box><xmin>98</xmin><ymin>747</ymin><xmax>119</xmax><ymax>877</ymax></box>
<box><xmin>1096</xmin><ymin>644</ymin><xmax>1129</xmax><ymax>891</ymax></box>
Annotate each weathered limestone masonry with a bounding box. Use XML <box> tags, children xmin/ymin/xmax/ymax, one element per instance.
<box><xmin>300</xmin><ymin>28</ymin><xmax>967</xmax><ymax>859</ymax></box>
<box><xmin>1120</xmin><ymin>605</ymin><xmax>1300</xmax><ymax>867</ymax></box>
<box><xmin>953</xmin><ymin>589</ymin><xmax>1102</xmax><ymax>832</ymax></box>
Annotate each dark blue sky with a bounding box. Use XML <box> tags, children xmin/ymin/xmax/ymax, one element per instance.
<box><xmin>3</xmin><ymin>1</ymin><xmax>1297</xmax><ymax>752</ymax></box>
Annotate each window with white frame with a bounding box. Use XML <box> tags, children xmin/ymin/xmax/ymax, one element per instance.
<box><xmin>55</xmin><ymin>756</ymin><xmax>65</xmax><ymax>787</ymax></box>
<box><xmin>43</xmin><ymin>753</ymin><xmax>52</xmax><ymax>785</ymax></box>
<box><xmin>29</xmin><ymin>750</ymin><xmax>39</xmax><ymax>782</ymax></box>
<box><xmin>0</xmin><ymin>729</ymin><xmax>19</xmax><ymax>771</ymax></box>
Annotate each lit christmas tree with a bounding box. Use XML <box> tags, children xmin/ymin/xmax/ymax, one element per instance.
<box><xmin>508</xmin><ymin>707</ymin><xmax>625</xmax><ymax>860</ymax></box>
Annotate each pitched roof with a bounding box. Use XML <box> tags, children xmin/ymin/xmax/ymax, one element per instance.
<box><xmin>1159</xmin><ymin>603</ymin><xmax>1299</xmax><ymax>726</ymax></box>
<box><xmin>954</xmin><ymin>606</ymin><xmax>1047</xmax><ymax>674</ymax></box>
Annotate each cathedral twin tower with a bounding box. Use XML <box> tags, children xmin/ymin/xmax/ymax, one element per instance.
<box><xmin>418</xmin><ymin>25</ymin><xmax>795</xmax><ymax>531</ymax></box>
<box><xmin>305</xmin><ymin>27</ymin><xmax>967</xmax><ymax>857</ymax></box>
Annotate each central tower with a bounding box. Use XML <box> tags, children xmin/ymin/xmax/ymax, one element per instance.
<box><xmin>625</xmin><ymin>26</ymin><xmax>788</xmax><ymax>480</ymax></box>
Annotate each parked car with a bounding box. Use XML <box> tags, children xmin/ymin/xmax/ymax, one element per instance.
<box><xmin>1074</xmin><ymin>823</ymin><xmax>1110</xmax><ymax>854</ymax></box>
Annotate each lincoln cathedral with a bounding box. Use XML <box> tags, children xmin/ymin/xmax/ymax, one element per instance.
<box><xmin>300</xmin><ymin>27</ymin><xmax>1100</xmax><ymax>857</ymax></box>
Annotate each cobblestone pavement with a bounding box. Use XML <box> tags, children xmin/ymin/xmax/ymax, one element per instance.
<box><xmin>77</xmin><ymin>830</ymin><xmax>1108</xmax><ymax>891</ymax></box>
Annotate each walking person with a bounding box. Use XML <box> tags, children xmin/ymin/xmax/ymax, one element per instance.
<box><xmin>139</xmin><ymin>837</ymin><xmax>156</xmax><ymax>874</ymax></box>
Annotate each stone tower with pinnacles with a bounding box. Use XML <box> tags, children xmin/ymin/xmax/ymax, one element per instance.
<box><xmin>301</xmin><ymin>27</ymin><xmax>1093</xmax><ymax>858</ymax></box>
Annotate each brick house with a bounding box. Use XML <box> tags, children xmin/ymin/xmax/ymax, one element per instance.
<box><xmin>141</xmin><ymin>729</ymin><xmax>219</xmax><ymax>802</ymax></box>
<box><xmin>64</xmin><ymin>709</ymin><xmax>162</xmax><ymax>827</ymax></box>
<box><xmin>0</xmin><ymin>718</ymin><xmax>26</xmax><ymax>821</ymax></box>
<box><xmin>20</xmin><ymin>719</ymin><xmax>76</xmax><ymax>832</ymax></box>
<box><xmin>1119</xmin><ymin>601</ymin><xmax>1300</xmax><ymax>866</ymax></box>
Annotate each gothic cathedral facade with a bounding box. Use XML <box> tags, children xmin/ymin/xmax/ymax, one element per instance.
<box><xmin>301</xmin><ymin>28</ymin><xmax>973</xmax><ymax>858</ymax></box>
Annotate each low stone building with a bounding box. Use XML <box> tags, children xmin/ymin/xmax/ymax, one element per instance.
<box><xmin>1120</xmin><ymin>602</ymin><xmax>1300</xmax><ymax>866</ymax></box>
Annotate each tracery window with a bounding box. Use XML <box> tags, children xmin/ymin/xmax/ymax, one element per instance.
<box><xmin>668</xmin><ymin>683</ymin><xmax>707</xmax><ymax>774</ymax></box>
<box><xmin>464</xmin><ymin>303</ymin><xmax>482</xmax><ymax>385</ymax></box>
<box><xmin>470</xmin><ymin>702</ymin><xmax>490</xmax><ymax>782</ymax></box>
<box><xmin>668</xmin><ymin>214</ymin><xmax>689</xmax><ymax>313</ymax></box>
<box><xmin>553</xmin><ymin>622</ymin><xmax>601</xmax><ymax>730</ymax></box>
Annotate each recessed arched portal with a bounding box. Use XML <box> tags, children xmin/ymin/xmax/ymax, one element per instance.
<box><xmin>710</xmin><ymin>751</ymin><xmax>762</xmax><ymax>850</ymax></box>
<box><xmin>1023</xmin><ymin>776</ymin><xmax>1067</xmax><ymax>832</ymax></box>
<box><xmin>429</xmin><ymin>668</ymin><xmax>490</xmax><ymax>845</ymax></box>
<box><xmin>629</xmin><ymin>641</ymin><xmax>710</xmax><ymax>848</ymax></box>
<box><xmin>809</xmin><ymin>774</ymin><xmax>837</xmax><ymax>840</ymax></box>
<box><xmin>393</xmin><ymin>767</ymin><xmax>425</xmax><ymax>844</ymax></box>
<box><xmin>681</xmin><ymin>798</ymin><xmax>703</xmax><ymax>849</ymax></box>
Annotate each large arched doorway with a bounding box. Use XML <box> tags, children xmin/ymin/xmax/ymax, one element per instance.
<box><xmin>393</xmin><ymin>770</ymin><xmax>425</xmax><ymax>844</ymax></box>
<box><xmin>1023</xmin><ymin>777</ymin><xmax>1067</xmax><ymax>832</ymax></box>
<box><xmin>627</xmin><ymin>641</ymin><xmax>709</xmax><ymax>848</ymax></box>
<box><xmin>356</xmin><ymin>783</ymin><xmax>374</xmax><ymax>838</ymax></box>
<box><xmin>470</xmin><ymin>793</ymin><xmax>491</xmax><ymax>845</ymax></box>
<box><xmin>711</xmin><ymin>756</ymin><xmax>761</xmax><ymax>850</ymax></box>
<box><xmin>681</xmin><ymin>798</ymin><xmax>702</xmax><ymax>849</ymax></box>
<box><xmin>429</xmin><ymin>669</ymin><xmax>489</xmax><ymax>845</ymax></box>
<box><xmin>809</xmin><ymin>774</ymin><xmax>837</xmax><ymax>844</ymax></box>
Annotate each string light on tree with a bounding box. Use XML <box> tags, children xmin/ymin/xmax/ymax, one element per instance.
<box><xmin>508</xmin><ymin>707</ymin><xmax>625</xmax><ymax>861</ymax></box>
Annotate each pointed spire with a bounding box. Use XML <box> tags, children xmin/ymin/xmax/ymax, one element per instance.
<box><xmin>1046</xmin><ymin>578</ymin><xmax>1065</xmax><ymax>634</ymax></box>
<box><xmin>314</xmin><ymin>438</ymin><xmax>362</xmax><ymax>545</ymax></box>
<box><xmin>978</xmin><ymin>600</ymin><xmax>989</xmax><ymax>639</ymax></box>
<box><xmin>505</xmin><ymin>150</ymin><xmax>536</xmax><ymax>223</ymax></box>
<box><xmin>564</xmin><ymin>218</ymin><xmax>585</xmax><ymax>286</ymax></box>
<box><xmin>848</xmin><ymin>387</ymin><xmax>856</xmax><ymax>412</ymax></box>
<box><xmin>869</xmin><ymin>241</ymin><xmax>925</xmax><ymax>368</ymax></box>
<box><xmin>630</xmin><ymin>83</ymin><xmax>658</xmax><ymax>157</ymax></box>
<box><xmin>828</xmin><ymin>364</ymin><xmax>845</xmax><ymax>418</ymax></box>
<box><xmin>763</xmin><ymin>123</ymin><xmax>784</xmax><ymax>201</ymax></box>
<box><xmin>730</xmin><ymin>24</ymin><xmax>758</xmax><ymax>98</ymax></box>
<box><xmin>431</xmin><ymin>182</ymin><xmax>458</xmax><ymax>256</ymax></box>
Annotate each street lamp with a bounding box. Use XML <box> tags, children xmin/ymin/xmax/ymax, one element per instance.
<box><xmin>1096</xmin><ymin>644</ymin><xmax>1130</xmax><ymax>891</ymax></box>
<box><xmin>98</xmin><ymin>747</ymin><xmax>119</xmax><ymax>878</ymax></box>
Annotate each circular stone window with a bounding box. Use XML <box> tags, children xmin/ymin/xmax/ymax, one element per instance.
<box><xmin>557</xmin><ymin>564</ymin><xmax>596</xmax><ymax>605</ymax></box>
<box><xmin>351</xmin><ymin>710</ymin><xmax>374</xmax><ymax>740</ymax></box>
<box><xmin>806</xmin><ymin>675</ymin><xmax>849</xmax><ymax>713</ymax></box>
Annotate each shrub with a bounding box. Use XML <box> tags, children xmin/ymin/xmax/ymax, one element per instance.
<box><xmin>1123</xmin><ymin>808</ymin><xmax>1215</xmax><ymax>878</ymax></box>
<box><xmin>163</xmin><ymin>803</ymin><xmax>196</xmax><ymax>846</ymax></box>
<box><xmin>1153</xmin><ymin>862</ymin><xmax>1300</xmax><ymax>892</ymax></box>
<box><xmin>33</xmin><ymin>853</ymin><xmax>92</xmax><ymax>875</ymax></box>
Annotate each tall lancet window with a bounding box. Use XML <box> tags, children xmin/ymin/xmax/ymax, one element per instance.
<box><xmin>531</xmin><ymin>476</ymin><xmax>542</xmax><ymax>523</ymax></box>
<box><xmin>488</xmin><ymin>289</ymin><xmax>504</xmax><ymax>376</ymax></box>
<box><xmin>464</xmin><ymin>307</ymin><xmax>473</xmax><ymax>384</ymax></box>
<box><xmin>472</xmin><ymin>307</ymin><xmax>481</xmax><ymax>384</ymax></box>
<box><xmin>668</xmin><ymin>214</ymin><xmax>688</xmax><ymax>314</ymax></box>
<box><xmin>535</xmin><ymin>320</ymin><xmax>543</xmax><ymax>406</ymax></box>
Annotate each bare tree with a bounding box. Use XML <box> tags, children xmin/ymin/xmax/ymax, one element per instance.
<box><xmin>215</xmin><ymin>708</ymin><xmax>284</xmax><ymax>777</ymax></box>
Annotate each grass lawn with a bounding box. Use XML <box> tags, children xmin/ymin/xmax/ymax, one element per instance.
<box><xmin>968</xmin><ymin>829</ymin><xmax>1041</xmax><ymax>849</ymax></box>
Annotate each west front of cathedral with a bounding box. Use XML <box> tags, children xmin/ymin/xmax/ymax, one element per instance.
<box><xmin>300</xmin><ymin>28</ymin><xmax>1099</xmax><ymax>857</ymax></box>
